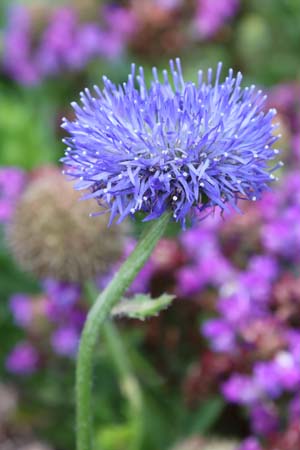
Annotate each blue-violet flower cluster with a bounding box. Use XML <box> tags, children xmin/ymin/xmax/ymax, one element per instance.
<box><xmin>195</xmin><ymin>0</ymin><xmax>239</xmax><ymax>38</ymax></box>
<box><xmin>3</xmin><ymin>4</ymin><xmax>136</xmax><ymax>85</ymax></box>
<box><xmin>62</xmin><ymin>59</ymin><xmax>280</xmax><ymax>227</ymax></box>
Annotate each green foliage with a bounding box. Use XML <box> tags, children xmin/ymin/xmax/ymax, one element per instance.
<box><xmin>0</xmin><ymin>89</ymin><xmax>59</xmax><ymax>169</ymax></box>
<box><xmin>96</xmin><ymin>423</ymin><xmax>138</xmax><ymax>450</ymax></box>
<box><xmin>112</xmin><ymin>293</ymin><xmax>175</xmax><ymax>320</ymax></box>
<box><xmin>187</xmin><ymin>397</ymin><xmax>225</xmax><ymax>435</ymax></box>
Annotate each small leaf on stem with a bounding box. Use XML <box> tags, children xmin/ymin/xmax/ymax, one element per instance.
<box><xmin>111</xmin><ymin>293</ymin><xmax>175</xmax><ymax>320</ymax></box>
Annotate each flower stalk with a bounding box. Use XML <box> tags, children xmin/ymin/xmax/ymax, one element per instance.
<box><xmin>76</xmin><ymin>211</ymin><xmax>170</xmax><ymax>450</ymax></box>
<box><xmin>103</xmin><ymin>320</ymin><xmax>144</xmax><ymax>450</ymax></box>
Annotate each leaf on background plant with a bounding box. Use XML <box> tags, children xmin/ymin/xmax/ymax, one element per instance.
<box><xmin>188</xmin><ymin>396</ymin><xmax>225</xmax><ymax>434</ymax></box>
<box><xmin>111</xmin><ymin>293</ymin><xmax>175</xmax><ymax>320</ymax></box>
<box><xmin>96</xmin><ymin>422</ymin><xmax>137</xmax><ymax>450</ymax></box>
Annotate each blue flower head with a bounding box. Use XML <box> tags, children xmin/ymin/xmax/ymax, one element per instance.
<box><xmin>61</xmin><ymin>59</ymin><xmax>281</xmax><ymax>227</ymax></box>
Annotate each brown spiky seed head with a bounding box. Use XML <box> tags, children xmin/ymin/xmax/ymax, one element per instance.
<box><xmin>8</xmin><ymin>168</ymin><xmax>125</xmax><ymax>282</ymax></box>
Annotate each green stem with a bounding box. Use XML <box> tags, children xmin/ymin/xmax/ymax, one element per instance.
<box><xmin>103</xmin><ymin>321</ymin><xmax>144</xmax><ymax>450</ymax></box>
<box><xmin>85</xmin><ymin>283</ymin><xmax>144</xmax><ymax>449</ymax></box>
<box><xmin>76</xmin><ymin>212</ymin><xmax>171</xmax><ymax>450</ymax></box>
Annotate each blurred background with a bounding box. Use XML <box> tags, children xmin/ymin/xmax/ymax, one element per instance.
<box><xmin>0</xmin><ymin>1</ymin><xmax>300</xmax><ymax>449</ymax></box>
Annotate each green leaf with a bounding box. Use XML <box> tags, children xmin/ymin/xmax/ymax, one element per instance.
<box><xmin>111</xmin><ymin>293</ymin><xmax>175</xmax><ymax>321</ymax></box>
<box><xmin>188</xmin><ymin>397</ymin><xmax>225</xmax><ymax>434</ymax></box>
<box><xmin>96</xmin><ymin>422</ymin><xmax>137</xmax><ymax>450</ymax></box>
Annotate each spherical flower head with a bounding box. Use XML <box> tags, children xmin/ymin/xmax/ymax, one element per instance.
<box><xmin>8</xmin><ymin>167</ymin><xmax>125</xmax><ymax>282</ymax></box>
<box><xmin>62</xmin><ymin>59</ymin><xmax>281</xmax><ymax>227</ymax></box>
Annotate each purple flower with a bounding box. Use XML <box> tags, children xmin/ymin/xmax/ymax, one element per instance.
<box><xmin>286</xmin><ymin>330</ymin><xmax>300</xmax><ymax>360</ymax></box>
<box><xmin>289</xmin><ymin>395</ymin><xmax>300</xmax><ymax>421</ymax></box>
<box><xmin>216</xmin><ymin>261</ymin><xmax>275</xmax><ymax>327</ymax></box>
<box><xmin>292</xmin><ymin>133</ymin><xmax>300</xmax><ymax>162</ymax></box>
<box><xmin>217</xmin><ymin>292</ymin><xmax>251</xmax><ymax>325</ymax></box>
<box><xmin>130</xmin><ymin>262</ymin><xmax>154</xmax><ymax>294</ymax></box>
<box><xmin>237</xmin><ymin>437</ymin><xmax>263</xmax><ymax>450</ymax></box>
<box><xmin>202</xmin><ymin>319</ymin><xmax>236</xmax><ymax>353</ymax></box>
<box><xmin>195</xmin><ymin>0</ymin><xmax>239</xmax><ymax>38</ymax></box>
<box><xmin>51</xmin><ymin>327</ymin><xmax>79</xmax><ymax>357</ymax></box>
<box><xmin>248</xmin><ymin>255</ymin><xmax>279</xmax><ymax>282</ymax></box>
<box><xmin>269</xmin><ymin>83</ymin><xmax>296</xmax><ymax>108</ymax></box>
<box><xmin>262</xmin><ymin>206</ymin><xmax>300</xmax><ymax>260</ymax></box>
<box><xmin>3</xmin><ymin>6</ymin><xmax>40</xmax><ymax>85</ymax></box>
<box><xmin>3</xmin><ymin>4</ymin><xmax>135</xmax><ymax>85</ymax></box>
<box><xmin>180</xmin><ymin>227</ymin><xmax>218</xmax><ymax>258</ymax></box>
<box><xmin>0</xmin><ymin>167</ymin><xmax>26</xmax><ymax>223</ymax></box>
<box><xmin>43</xmin><ymin>279</ymin><xmax>81</xmax><ymax>308</ymax></box>
<box><xmin>239</xmin><ymin>272</ymin><xmax>271</xmax><ymax>307</ymax></box>
<box><xmin>62</xmin><ymin>60</ymin><xmax>280</xmax><ymax>227</ymax></box>
<box><xmin>75</xmin><ymin>24</ymin><xmax>103</xmax><ymax>60</ymax></box>
<box><xmin>102</xmin><ymin>5</ymin><xmax>137</xmax><ymax>38</ymax></box>
<box><xmin>6</xmin><ymin>342</ymin><xmax>39</xmax><ymax>375</ymax></box>
<box><xmin>252</xmin><ymin>352</ymin><xmax>300</xmax><ymax>399</ymax></box>
<box><xmin>273</xmin><ymin>351</ymin><xmax>300</xmax><ymax>390</ymax></box>
<box><xmin>68</xmin><ymin>309</ymin><xmax>86</xmax><ymax>329</ymax></box>
<box><xmin>222</xmin><ymin>374</ymin><xmax>260</xmax><ymax>405</ymax></box>
<box><xmin>282</xmin><ymin>171</ymin><xmax>300</xmax><ymax>203</ymax></box>
<box><xmin>37</xmin><ymin>7</ymin><xmax>78</xmax><ymax>74</ymax></box>
<box><xmin>193</xmin><ymin>254</ymin><xmax>232</xmax><ymax>292</ymax></box>
<box><xmin>249</xmin><ymin>402</ymin><xmax>279</xmax><ymax>435</ymax></box>
<box><xmin>9</xmin><ymin>294</ymin><xmax>33</xmax><ymax>328</ymax></box>
<box><xmin>257</xmin><ymin>190</ymin><xmax>279</xmax><ymax>221</ymax></box>
<box><xmin>253</xmin><ymin>361</ymin><xmax>282</xmax><ymax>398</ymax></box>
<box><xmin>43</xmin><ymin>279</ymin><xmax>82</xmax><ymax>325</ymax></box>
<box><xmin>177</xmin><ymin>265</ymin><xmax>204</xmax><ymax>296</ymax></box>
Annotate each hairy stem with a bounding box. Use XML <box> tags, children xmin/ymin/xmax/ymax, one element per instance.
<box><xmin>85</xmin><ymin>283</ymin><xmax>144</xmax><ymax>449</ymax></box>
<box><xmin>76</xmin><ymin>212</ymin><xmax>170</xmax><ymax>450</ymax></box>
<box><xmin>103</xmin><ymin>321</ymin><xmax>144</xmax><ymax>450</ymax></box>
